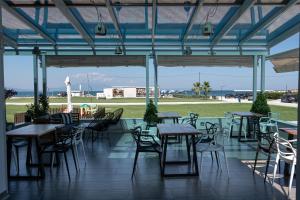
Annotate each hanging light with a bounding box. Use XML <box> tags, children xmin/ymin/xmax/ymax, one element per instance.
<box><xmin>32</xmin><ymin>46</ymin><xmax>41</xmax><ymax>55</ymax></box>
<box><xmin>115</xmin><ymin>46</ymin><xmax>123</xmax><ymax>55</ymax></box>
<box><xmin>95</xmin><ymin>22</ymin><xmax>107</xmax><ymax>36</ymax></box>
<box><xmin>91</xmin><ymin>0</ymin><xmax>107</xmax><ymax>36</ymax></box>
<box><xmin>115</xmin><ymin>1</ymin><xmax>122</xmax><ymax>14</ymax></box>
<box><xmin>183</xmin><ymin>46</ymin><xmax>192</xmax><ymax>56</ymax></box>
<box><xmin>184</xmin><ymin>1</ymin><xmax>191</xmax><ymax>17</ymax></box>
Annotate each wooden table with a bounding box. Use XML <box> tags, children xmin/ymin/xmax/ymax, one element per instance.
<box><xmin>157</xmin><ymin>123</ymin><xmax>200</xmax><ymax>177</ymax></box>
<box><xmin>6</xmin><ymin>124</ymin><xmax>64</xmax><ymax>180</ymax></box>
<box><xmin>279</xmin><ymin>127</ymin><xmax>297</xmax><ymax>176</ymax></box>
<box><xmin>157</xmin><ymin>112</ymin><xmax>181</xmax><ymax>124</ymax></box>
<box><xmin>231</xmin><ymin>112</ymin><xmax>263</xmax><ymax>142</ymax></box>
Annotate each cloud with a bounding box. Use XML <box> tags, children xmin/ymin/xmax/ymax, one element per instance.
<box><xmin>71</xmin><ymin>72</ymin><xmax>113</xmax><ymax>83</ymax></box>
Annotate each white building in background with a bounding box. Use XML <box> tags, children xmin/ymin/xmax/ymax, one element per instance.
<box><xmin>98</xmin><ymin>86</ymin><xmax>159</xmax><ymax>99</ymax></box>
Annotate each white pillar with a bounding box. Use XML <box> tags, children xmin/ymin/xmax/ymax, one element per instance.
<box><xmin>41</xmin><ymin>54</ymin><xmax>47</xmax><ymax>97</ymax></box>
<box><xmin>0</xmin><ymin>7</ymin><xmax>8</xmax><ymax>197</ymax></box>
<box><xmin>33</xmin><ymin>53</ymin><xmax>39</xmax><ymax>106</ymax></box>
<box><xmin>153</xmin><ymin>54</ymin><xmax>158</xmax><ymax>108</ymax></box>
<box><xmin>253</xmin><ymin>55</ymin><xmax>258</xmax><ymax>101</ymax></box>
<box><xmin>260</xmin><ymin>55</ymin><xmax>265</xmax><ymax>92</ymax></box>
<box><xmin>145</xmin><ymin>54</ymin><xmax>150</xmax><ymax>105</ymax></box>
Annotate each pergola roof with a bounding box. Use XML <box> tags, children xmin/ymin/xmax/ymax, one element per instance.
<box><xmin>269</xmin><ymin>48</ymin><xmax>299</xmax><ymax>73</ymax></box>
<box><xmin>46</xmin><ymin>55</ymin><xmax>146</xmax><ymax>67</ymax></box>
<box><xmin>1</xmin><ymin>0</ymin><xmax>299</xmax><ymax>56</ymax></box>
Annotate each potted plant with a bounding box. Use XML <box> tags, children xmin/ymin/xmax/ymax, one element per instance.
<box><xmin>25</xmin><ymin>94</ymin><xmax>49</xmax><ymax>122</ymax></box>
<box><xmin>250</xmin><ymin>92</ymin><xmax>271</xmax><ymax>115</ymax></box>
<box><xmin>143</xmin><ymin>99</ymin><xmax>158</xmax><ymax>126</ymax></box>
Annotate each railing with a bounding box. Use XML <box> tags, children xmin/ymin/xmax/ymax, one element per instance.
<box><xmin>13</xmin><ymin>107</ymin><xmax>85</xmax><ymax>125</ymax></box>
<box><xmin>14</xmin><ymin>112</ymin><xmax>26</xmax><ymax>125</ymax></box>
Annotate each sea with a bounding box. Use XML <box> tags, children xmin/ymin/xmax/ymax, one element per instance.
<box><xmin>15</xmin><ymin>90</ymin><xmax>239</xmax><ymax>97</ymax></box>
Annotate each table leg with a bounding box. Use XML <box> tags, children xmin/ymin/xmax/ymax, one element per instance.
<box><xmin>161</xmin><ymin>136</ymin><xmax>168</xmax><ymax>176</ymax></box>
<box><xmin>35</xmin><ymin>137</ymin><xmax>45</xmax><ymax>178</ymax></box>
<box><xmin>238</xmin><ymin>117</ymin><xmax>243</xmax><ymax>142</ymax></box>
<box><xmin>185</xmin><ymin>135</ymin><xmax>191</xmax><ymax>163</ymax></box>
<box><xmin>192</xmin><ymin>135</ymin><xmax>199</xmax><ymax>175</ymax></box>
<box><xmin>246</xmin><ymin>117</ymin><xmax>250</xmax><ymax>137</ymax></box>
<box><xmin>26</xmin><ymin>138</ymin><xmax>32</xmax><ymax>166</ymax></box>
<box><xmin>7</xmin><ymin>137</ymin><xmax>12</xmax><ymax>177</ymax></box>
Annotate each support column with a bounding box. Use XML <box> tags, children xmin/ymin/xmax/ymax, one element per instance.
<box><xmin>145</xmin><ymin>54</ymin><xmax>150</xmax><ymax>105</ymax></box>
<box><xmin>0</xmin><ymin>7</ymin><xmax>8</xmax><ymax>197</ymax></box>
<box><xmin>260</xmin><ymin>55</ymin><xmax>266</xmax><ymax>92</ymax></box>
<box><xmin>33</xmin><ymin>47</ymin><xmax>40</xmax><ymax>106</ymax></box>
<box><xmin>153</xmin><ymin>54</ymin><xmax>158</xmax><ymax>108</ymax></box>
<box><xmin>253</xmin><ymin>55</ymin><xmax>258</xmax><ymax>101</ymax></box>
<box><xmin>41</xmin><ymin>54</ymin><xmax>47</xmax><ymax>97</ymax></box>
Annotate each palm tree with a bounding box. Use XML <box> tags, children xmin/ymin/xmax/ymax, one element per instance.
<box><xmin>192</xmin><ymin>82</ymin><xmax>201</xmax><ymax>96</ymax></box>
<box><xmin>202</xmin><ymin>81</ymin><xmax>211</xmax><ymax>98</ymax></box>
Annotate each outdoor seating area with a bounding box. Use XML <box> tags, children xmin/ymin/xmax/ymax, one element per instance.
<box><xmin>0</xmin><ymin>0</ymin><xmax>299</xmax><ymax>200</ymax></box>
<box><xmin>3</xmin><ymin>109</ymin><xmax>297</xmax><ymax>200</ymax></box>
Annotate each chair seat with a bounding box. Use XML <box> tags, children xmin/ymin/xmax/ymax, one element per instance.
<box><xmin>12</xmin><ymin>140</ymin><xmax>28</xmax><ymax>147</ymax></box>
<box><xmin>197</xmin><ymin>143</ymin><xmax>224</xmax><ymax>152</ymax></box>
<box><xmin>139</xmin><ymin>144</ymin><xmax>162</xmax><ymax>153</ymax></box>
<box><xmin>141</xmin><ymin>135</ymin><xmax>160</xmax><ymax>144</ymax></box>
<box><xmin>43</xmin><ymin>144</ymin><xmax>70</xmax><ymax>152</ymax></box>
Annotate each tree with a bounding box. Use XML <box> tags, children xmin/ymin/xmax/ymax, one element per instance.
<box><xmin>4</xmin><ymin>88</ymin><xmax>17</xmax><ymax>100</ymax></box>
<box><xmin>250</xmin><ymin>92</ymin><xmax>271</xmax><ymax>115</ymax></box>
<box><xmin>202</xmin><ymin>81</ymin><xmax>211</xmax><ymax>98</ymax></box>
<box><xmin>192</xmin><ymin>82</ymin><xmax>202</xmax><ymax>96</ymax></box>
<box><xmin>143</xmin><ymin>99</ymin><xmax>158</xmax><ymax>125</ymax></box>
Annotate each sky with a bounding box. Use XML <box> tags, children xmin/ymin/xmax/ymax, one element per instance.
<box><xmin>3</xmin><ymin>33</ymin><xmax>299</xmax><ymax>92</ymax></box>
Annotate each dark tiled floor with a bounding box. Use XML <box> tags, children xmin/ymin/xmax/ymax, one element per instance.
<box><xmin>6</xmin><ymin>128</ymin><xmax>295</xmax><ymax>200</ymax></box>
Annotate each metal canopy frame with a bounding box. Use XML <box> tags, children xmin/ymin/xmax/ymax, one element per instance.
<box><xmin>0</xmin><ymin>0</ymin><xmax>298</xmax><ymax>55</ymax></box>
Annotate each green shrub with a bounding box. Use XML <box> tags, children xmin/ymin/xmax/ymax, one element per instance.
<box><xmin>143</xmin><ymin>100</ymin><xmax>158</xmax><ymax>125</ymax></box>
<box><xmin>264</xmin><ymin>91</ymin><xmax>284</xmax><ymax>99</ymax></box>
<box><xmin>250</xmin><ymin>92</ymin><xmax>271</xmax><ymax>115</ymax></box>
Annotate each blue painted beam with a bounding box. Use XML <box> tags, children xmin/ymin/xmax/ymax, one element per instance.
<box><xmin>152</xmin><ymin>0</ymin><xmax>157</xmax><ymax>50</ymax></box>
<box><xmin>239</xmin><ymin>0</ymin><xmax>299</xmax><ymax>44</ymax></box>
<box><xmin>268</xmin><ymin>14</ymin><xmax>300</xmax><ymax>47</ymax></box>
<box><xmin>181</xmin><ymin>0</ymin><xmax>204</xmax><ymax>42</ymax></box>
<box><xmin>105</xmin><ymin>0</ymin><xmax>126</xmax><ymax>54</ymax></box>
<box><xmin>53</xmin><ymin>0</ymin><xmax>94</xmax><ymax>49</ymax></box>
<box><xmin>0</xmin><ymin>0</ymin><xmax>56</xmax><ymax>44</ymax></box>
<box><xmin>211</xmin><ymin>0</ymin><xmax>254</xmax><ymax>46</ymax></box>
<box><xmin>3</xmin><ymin>33</ymin><xmax>17</xmax><ymax>48</ymax></box>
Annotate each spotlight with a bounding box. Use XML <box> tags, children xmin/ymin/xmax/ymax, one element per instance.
<box><xmin>95</xmin><ymin>23</ymin><xmax>107</xmax><ymax>36</ymax></box>
<box><xmin>115</xmin><ymin>46</ymin><xmax>123</xmax><ymax>55</ymax></box>
<box><xmin>183</xmin><ymin>46</ymin><xmax>192</xmax><ymax>56</ymax></box>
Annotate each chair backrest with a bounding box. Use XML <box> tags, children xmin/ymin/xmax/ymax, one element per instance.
<box><xmin>223</xmin><ymin>112</ymin><xmax>234</xmax><ymax>128</ymax></box>
<box><xmin>55</xmin><ymin>125</ymin><xmax>75</xmax><ymax>145</ymax></box>
<box><xmin>111</xmin><ymin>108</ymin><xmax>124</xmax><ymax>124</ymax></box>
<box><xmin>181</xmin><ymin>113</ymin><xmax>198</xmax><ymax>128</ymax></box>
<box><xmin>198</xmin><ymin>122</ymin><xmax>218</xmax><ymax>144</ymax></box>
<box><xmin>93</xmin><ymin>107</ymin><xmax>106</xmax><ymax>119</ymax></box>
<box><xmin>273</xmin><ymin>132</ymin><xmax>296</xmax><ymax>159</ymax></box>
<box><xmin>131</xmin><ymin>126</ymin><xmax>142</xmax><ymax>146</ymax></box>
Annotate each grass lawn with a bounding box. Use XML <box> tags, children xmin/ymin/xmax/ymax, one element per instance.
<box><xmin>7</xmin><ymin>97</ymin><xmax>217</xmax><ymax>103</ymax></box>
<box><xmin>6</xmin><ymin>103</ymin><xmax>297</xmax><ymax>123</ymax></box>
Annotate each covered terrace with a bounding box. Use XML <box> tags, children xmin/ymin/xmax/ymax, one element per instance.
<box><xmin>0</xmin><ymin>0</ymin><xmax>299</xmax><ymax>200</ymax></box>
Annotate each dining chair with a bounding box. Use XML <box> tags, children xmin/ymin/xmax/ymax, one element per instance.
<box><xmin>259</xmin><ymin>112</ymin><xmax>279</xmax><ymax>134</ymax></box>
<box><xmin>272</xmin><ymin>132</ymin><xmax>297</xmax><ymax>197</ymax></box>
<box><xmin>73</xmin><ymin>126</ymin><xmax>87</xmax><ymax>166</ymax></box>
<box><xmin>253</xmin><ymin>130</ymin><xmax>277</xmax><ymax>182</ymax></box>
<box><xmin>130</xmin><ymin>126</ymin><xmax>162</xmax><ymax>178</ymax></box>
<box><xmin>223</xmin><ymin>112</ymin><xmax>247</xmax><ymax>140</ymax></box>
<box><xmin>42</xmin><ymin>126</ymin><xmax>78</xmax><ymax>180</ymax></box>
<box><xmin>197</xmin><ymin>122</ymin><xmax>229</xmax><ymax>177</ymax></box>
